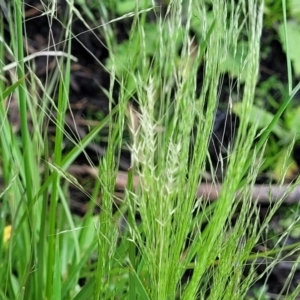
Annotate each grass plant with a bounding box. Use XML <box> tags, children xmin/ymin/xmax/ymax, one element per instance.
<box><xmin>1</xmin><ymin>0</ymin><xmax>300</xmax><ymax>299</ymax></box>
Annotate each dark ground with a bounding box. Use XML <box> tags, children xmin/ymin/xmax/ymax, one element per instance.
<box><xmin>4</xmin><ymin>1</ymin><xmax>300</xmax><ymax>298</ymax></box>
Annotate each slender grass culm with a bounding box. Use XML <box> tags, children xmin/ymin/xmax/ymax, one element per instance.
<box><xmin>0</xmin><ymin>0</ymin><xmax>300</xmax><ymax>299</ymax></box>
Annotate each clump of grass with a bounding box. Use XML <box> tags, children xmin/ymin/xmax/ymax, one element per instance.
<box><xmin>121</xmin><ymin>1</ymin><xmax>266</xmax><ymax>299</ymax></box>
<box><xmin>1</xmin><ymin>0</ymin><xmax>300</xmax><ymax>299</ymax></box>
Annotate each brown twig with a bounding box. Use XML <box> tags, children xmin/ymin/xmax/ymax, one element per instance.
<box><xmin>196</xmin><ymin>183</ymin><xmax>300</xmax><ymax>203</ymax></box>
<box><xmin>67</xmin><ymin>165</ymin><xmax>300</xmax><ymax>204</ymax></box>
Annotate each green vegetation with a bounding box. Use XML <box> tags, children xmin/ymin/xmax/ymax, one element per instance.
<box><xmin>0</xmin><ymin>0</ymin><xmax>300</xmax><ymax>299</ymax></box>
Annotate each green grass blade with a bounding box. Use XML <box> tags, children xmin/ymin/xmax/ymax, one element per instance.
<box><xmin>73</xmin><ymin>276</ymin><xmax>95</xmax><ymax>300</ymax></box>
<box><xmin>282</xmin><ymin>0</ymin><xmax>293</xmax><ymax>94</ymax></box>
<box><xmin>1</xmin><ymin>76</ymin><xmax>26</xmax><ymax>101</ymax></box>
<box><xmin>127</xmin><ymin>168</ymin><xmax>137</xmax><ymax>300</ymax></box>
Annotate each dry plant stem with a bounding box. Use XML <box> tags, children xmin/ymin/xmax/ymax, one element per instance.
<box><xmin>68</xmin><ymin>165</ymin><xmax>300</xmax><ymax>204</ymax></box>
<box><xmin>1</xmin><ymin>51</ymin><xmax>78</xmax><ymax>72</ymax></box>
<box><xmin>196</xmin><ymin>183</ymin><xmax>300</xmax><ymax>203</ymax></box>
